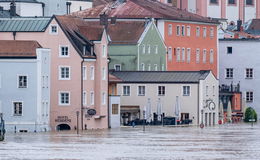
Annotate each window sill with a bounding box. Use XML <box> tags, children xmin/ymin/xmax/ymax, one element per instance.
<box><xmin>138</xmin><ymin>95</ymin><xmax>145</xmax><ymax>96</ymax></box>
<box><xmin>158</xmin><ymin>95</ymin><xmax>165</xmax><ymax>96</ymax></box>
<box><xmin>183</xmin><ymin>95</ymin><xmax>190</xmax><ymax>96</ymax></box>
<box><xmin>245</xmin><ymin>78</ymin><xmax>253</xmax><ymax>79</ymax></box>
<box><xmin>225</xmin><ymin>78</ymin><xmax>233</xmax><ymax>79</ymax></box>
<box><xmin>59</xmin><ymin>104</ymin><xmax>70</xmax><ymax>106</ymax></box>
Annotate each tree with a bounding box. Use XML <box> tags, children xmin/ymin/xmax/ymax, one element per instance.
<box><xmin>244</xmin><ymin>107</ymin><xmax>258</xmax><ymax>122</ymax></box>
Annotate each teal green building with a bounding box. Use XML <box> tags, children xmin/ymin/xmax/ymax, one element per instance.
<box><xmin>108</xmin><ymin>20</ymin><xmax>166</xmax><ymax>71</ymax></box>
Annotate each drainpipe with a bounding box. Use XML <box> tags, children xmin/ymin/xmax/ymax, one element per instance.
<box><xmin>42</xmin><ymin>3</ymin><xmax>45</xmax><ymax>17</ymax></box>
<box><xmin>108</xmin><ymin>57</ymin><xmax>111</xmax><ymax>128</ymax></box>
<box><xmin>12</xmin><ymin>31</ymin><xmax>16</xmax><ymax>40</ymax></box>
<box><xmin>197</xmin><ymin>83</ymin><xmax>200</xmax><ymax>125</ymax></box>
<box><xmin>81</xmin><ymin>59</ymin><xmax>84</xmax><ymax>130</ymax></box>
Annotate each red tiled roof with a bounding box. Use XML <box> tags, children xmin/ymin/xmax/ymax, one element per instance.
<box><xmin>72</xmin><ymin>0</ymin><xmax>218</xmax><ymax>24</ymax></box>
<box><xmin>0</xmin><ymin>40</ymin><xmax>41</xmax><ymax>58</ymax></box>
<box><xmin>109</xmin><ymin>73</ymin><xmax>122</xmax><ymax>82</ymax></box>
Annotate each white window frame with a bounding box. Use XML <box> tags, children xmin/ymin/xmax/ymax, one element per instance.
<box><xmin>158</xmin><ymin>86</ymin><xmax>165</xmax><ymax>96</ymax></box>
<box><xmin>90</xmin><ymin>66</ymin><xmax>95</xmax><ymax>80</ymax></box>
<box><xmin>210</xmin><ymin>49</ymin><xmax>214</xmax><ymax>63</ymax></box>
<box><xmin>196</xmin><ymin>49</ymin><xmax>200</xmax><ymax>63</ymax></box>
<box><xmin>114</xmin><ymin>64</ymin><xmax>121</xmax><ymax>71</ymax></box>
<box><xmin>59</xmin><ymin>91</ymin><xmax>70</xmax><ymax>106</ymax></box>
<box><xmin>83</xmin><ymin>91</ymin><xmax>87</xmax><ymax>106</ymax></box>
<box><xmin>102</xmin><ymin>45</ymin><xmax>106</xmax><ymax>57</ymax></box>
<box><xmin>196</xmin><ymin>26</ymin><xmax>200</xmax><ymax>37</ymax></box>
<box><xmin>168</xmin><ymin>47</ymin><xmax>172</xmax><ymax>62</ymax></box>
<box><xmin>13</xmin><ymin>101</ymin><xmax>23</xmax><ymax>116</ymax></box>
<box><xmin>176</xmin><ymin>25</ymin><xmax>180</xmax><ymax>36</ymax></box>
<box><xmin>155</xmin><ymin>45</ymin><xmax>158</xmax><ymax>54</ymax></box>
<box><xmin>83</xmin><ymin>66</ymin><xmax>87</xmax><ymax>80</ymax></box>
<box><xmin>147</xmin><ymin>45</ymin><xmax>151</xmax><ymax>54</ymax></box>
<box><xmin>183</xmin><ymin>86</ymin><xmax>191</xmax><ymax>96</ymax></box>
<box><xmin>154</xmin><ymin>64</ymin><xmax>158</xmax><ymax>71</ymax></box>
<box><xmin>246</xmin><ymin>91</ymin><xmax>253</xmax><ymax>102</ymax></box>
<box><xmin>123</xmin><ymin>85</ymin><xmax>130</xmax><ymax>96</ymax></box>
<box><xmin>226</xmin><ymin>68</ymin><xmax>233</xmax><ymax>79</ymax></box>
<box><xmin>206</xmin><ymin>86</ymin><xmax>209</xmax><ymax>96</ymax></box>
<box><xmin>90</xmin><ymin>91</ymin><xmax>95</xmax><ymax>105</ymax></box>
<box><xmin>182</xmin><ymin>48</ymin><xmax>185</xmax><ymax>62</ymax></box>
<box><xmin>142</xmin><ymin>44</ymin><xmax>146</xmax><ymax>54</ymax></box>
<box><xmin>17</xmin><ymin>75</ymin><xmax>28</xmax><ymax>88</ymax></box>
<box><xmin>102</xmin><ymin>92</ymin><xmax>106</xmax><ymax>105</ymax></box>
<box><xmin>203</xmin><ymin>49</ymin><xmax>207</xmax><ymax>63</ymax></box>
<box><xmin>176</xmin><ymin>47</ymin><xmax>181</xmax><ymax>62</ymax></box>
<box><xmin>49</xmin><ymin>24</ymin><xmax>58</xmax><ymax>35</ymax></box>
<box><xmin>59</xmin><ymin>45</ymin><xmax>69</xmax><ymax>57</ymax></box>
<box><xmin>181</xmin><ymin>25</ymin><xmax>185</xmax><ymax>36</ymax></box>
<box><xmin>210</xmin><ymin>27</ymin><xmax>214</xmax><ymax>38</ymax></box>
<box><xmin>102</xmin><ymin>67</ymin><xmax>106</xmax><ymax>80</ymax></box>
<box><xmin>187</xmin><ymin>48</ymin><xmax>191</xmax><ymax>63</ymax></box>
<box><xmin>245</xmin><ymin>68</ymin><xmax>253</xmax><ymax>79</ymax></box>
<box><xmin>187</xmin><ymin>26</ymin><xmax>191</xmax><ymax>36</ymax></box>
<box><xmin>138</xmin><ymin>85</ymin><xmax>146</xmax><ymax>96</ymax></box>
<box><xmin>59</xmin><ymin>66</ymin><xmax>71</xmax><ymax>80</ymax></box>
<box><xmin>168</xmin><ymin>24</ymin><xmax>173</xmax><ymax>35</ymax></box>
<box><xmin>203</xmin><ymin>27</ymin><xmax>207</xmax><ymax>37</ymax></box>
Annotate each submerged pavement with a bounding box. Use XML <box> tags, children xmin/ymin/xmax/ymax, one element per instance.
<box><xmin>0</xmin><ymin>123</ymin><xmax>260</xmax><ymax>160</ymax></box>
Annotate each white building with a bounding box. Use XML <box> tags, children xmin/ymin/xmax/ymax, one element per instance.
<box><xmin>110</xmin><ymin>71</ymin><xmax>219</xmax><ymax>126</ymax></box>
<box><xmin>219</xmin><ymin>38</ymin><xmax>260</xmax><ymax>118</ymax></box>
<box><xmin>0</xmin><ymin>40</ymin><xmax>50</xmax><ymax>132</ymax></box>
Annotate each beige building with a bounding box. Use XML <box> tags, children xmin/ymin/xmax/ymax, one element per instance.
<box><xmin>110</xmin><ymin>71</ymin><xmax>219</xmax><ymax>126</ymax></box>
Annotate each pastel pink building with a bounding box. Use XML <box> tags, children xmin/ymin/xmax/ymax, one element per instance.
<box><xmin>160</xmin><ymin>0</ymin><xmax>260</xmax><ymax>23</ymax></box>
<box><xmin>0</xmin><ymin>16</ymin><xmax>109</xmax><ymax>130</ymax></box>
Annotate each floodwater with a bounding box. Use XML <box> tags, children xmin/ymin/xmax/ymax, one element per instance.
<box><xmin>0</xmin><ymin>123</ymin><xmax>260</xmax><ymax>160</ymax></box>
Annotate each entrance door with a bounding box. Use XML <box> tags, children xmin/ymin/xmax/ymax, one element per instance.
<box><xmin>209</xmin><ymin>113</ymin><xmax>212</xmax><ymax>125</ymax></box>
<box><xmin>57</xmin><ymin>124</ymin><xmax>71</xmax><ymax>131</ymax></box>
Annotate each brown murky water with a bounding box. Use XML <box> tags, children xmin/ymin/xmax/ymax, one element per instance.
<box><xmin>0</xmin><ymin>123</ymin><xmax>259</xmax><ymax>160</ymax></box>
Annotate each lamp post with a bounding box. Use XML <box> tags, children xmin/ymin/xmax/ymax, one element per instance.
<box><xmin>76</xmin><ymin>111</ymin><xmax>79</xmax><ymax>134</ymax></box>
<box><xmin>143</xmin><ymin>110</ymin><xmax>145</xmax><ymax>132</ymax></box>
<box><xmin>200</xmin><ymin>109</ymin><xmax>204</xmax><ymax>128</ymax></box>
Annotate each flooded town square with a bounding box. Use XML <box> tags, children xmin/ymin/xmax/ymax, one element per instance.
<box><xmin>0</xmin><ymin>123</ymin><xmax>260</xmax><ymax>160</ymax></box>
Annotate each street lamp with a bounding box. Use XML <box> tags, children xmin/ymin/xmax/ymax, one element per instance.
<box><xmin>76</xmin><ymin>111</ymin><xmax>79</xmax><ymax>134</ymax></box>
<box><xmin>200</xmin><ymin>109</ymin><xmax>204</xmax><ymax>128</ymax></box>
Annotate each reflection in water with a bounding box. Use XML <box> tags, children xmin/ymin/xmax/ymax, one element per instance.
<box><xmin>0</xmin><ymin>123</ymin><xmax>260</xmax><ymax>160</ymax></box>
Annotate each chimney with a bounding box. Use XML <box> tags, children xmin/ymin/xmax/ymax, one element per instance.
<box><xmin>111</xmin><ymin>16</ymin><xmax>117</xmax><ymax>25</ymax></box>
<box><xmin>237</xmin><ymin>20</ymin><xmax>242</xmax><ymax>31</ymax></box>
<box><xmin>100</xmin><ymin>13</ymin><xmax>108</xmax><ymax>27</ymax></box>
<box><xmin>0</xmin><ymin>6</ymin><xmax>3</xmax><ymax>12</ymax></box>
<box><xmin>10</xmin><ymin>1</ymin><xmax>16</xmax><ymax>17</ymax></box>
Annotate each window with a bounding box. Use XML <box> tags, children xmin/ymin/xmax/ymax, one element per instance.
<box><xmin>13</xmin><ymin>102</ymin><xmax>22</xmax><ymax>116</ymax></box>
<box><xmin>187</xmin><ymin>26</ymin><xmax>191</xmax><ymax>36</ymax></box>
<box><xmin>154</xmin><ymin>64</ymin><xmax>158</xmax><ymax>71</ymax></box>
<box><xmin>168</xmin><ymin>47</ymin><xmax>172</xmax><ymax>61</ymax></box>
<box><xmin>141</xmin><ymin>63</ymin><xmax>145</xmax><ymax>71</ymax></box>
<box><xmin>102</xmin><ymin>92</ymin><xmax>106</xmax><ymax>105</ymax></box>
<box><xmin>147</xmin><ymin>45</ymin><xmax>151</xmax><ymax>54</ymax></box>
<box><xmin>102</xmin><ymin>45</ymin><xmax>106</xmax><ymax>57</ymax></box>
<box><xmin>138</xmin><ymin>86</ymin><xmax>145</xmax><ymax>96</ymax></box>
<box><xmin>59</xmin><ymin>66</ymin><xmax>70</xmax><ymax>80</ymax></box>
<box><xmin>203</xmin><ymin>49</ymin><xmax>207</xmax><ymax>63</ymax></box>
<box><xmin>246</xmin><ymin>0</ymin><xmax>253</xmax><ymax>5</ymax></box>
<box><xmin>0</xmin><ymin>74</ymin><xmax>1</xmax><ymax>88</ymax></box>
<box><xmin>227</xmin><ymin>47</ymin><xmax>232</xmax><ymax>54</ymax></box>
<box><xmin>228</xmin><ymin>0</ymin><xmax>236</xmax><ymax>4</ymax></box>
<box><xmin>162</xmin><ymin>64</ymin><xmax>165</xmax><ymax>71</ymax></box>
<box><xmin>112</xmin><ymin>104</ymin><xmax>119</xmax><ymax>114</ymax></box>
<box><xmin>181</xmin><ymin>25</ymin><xmax>185</xmax><ymax>36</ymax></box>
<box><xmin>18</xmin><ymin>76</ymin><xmax>27</xmax><ymax>88</ymax></box>
<box><xmin>182</xmin><ymin>48</ymin><xmax>185</xmax><ymax>62</ymax></box>
<box><xmin>206</xmin><ymin>86</ymin><xmax>209</xmax><ymax>96</ymax></box>
<box><xmin>187</xmin><ymin>48</ymin><xmax>191</xmax><ymax>63</ymax></box>
<box><xmin>83</xmin><ymin>66</ymin><xmax>87</xmax><ymax>80</ymax></box>
<box><xmin>210</xmin><ymin>0</ymin><xmax>218</xmax><ymax>4</ymax></box>
<box><xmin>158</xmin><ymin>86</ymin><xmax>165</xmax><ymax>96</ymax></box>
<box><xmin>246</xmin><ymin>91</ymin><xmax>253</xmax><ymax>102</ymax></box>
<box><xmin>123</xmin><ymin>86</ymin><xmax>130</xmax><ymax>96</ymax></box>
<box><xmin>114</xmin><ymin>64</ymin><xmax>121</xmax><ymax>71</ymax></box>
<box><xmin>102</xmin><ymin>67</ymin><xmax>106</xmax><ymax>80</ymax></box>
<box><xmin>176</xmin><ymin>47</ymin><xmax>181</xmax><ymax>62</ymax></box>
<box><xmin>246</xmin><ymin>68</ymin><xmax>253</xmax><ymax>79</ymax></box>
<box><xmin>59</xmin><ymin>46</ymin><xmax>69</xmax><ymax>57</ymax></box>
<box><xmin>183</xmin><ymin>86</ymin><xmax>190</xmax><ymax>96</ymax></box>
<box><xmin>90</xmin><ymin>66</ymin><xmax>94</xmax><ymax>80</ymax></box>
<box><xmin>210</xmin><ymin>27</ymin><xmax>214</xmax><ymax>38</ymax></box>
<box><xmin>213</xmin><ymin>86</ymin><xmax>215</xmax><ymax>96</ymax></box>
<box><xmin>90</xmin><ymin>91</ymin><xmax>94</xmax><ymax>105</ymax></box>
<box><xmin>210</xmin><ymin>49</ymin><xmax>214</xmax><ymax>63</ymax></box>
<box><xmin>155</xmin><ymin>45</ymin><xmax>158</xmax><ymax>54</ymax></box>
<box><xmin>142</xmin><ymin>44</ymin><xmax>145</xmax><ymax>54</ymax></box>
<box><xmin>168</xmin><ymin>24</ymin><xmax>172</xmax><ymax>35</ymax></box>
<box><xmin>203</xmin><ymin>27</ymin><xmax>207</xmax><ymax>37</ymax></box>
<box><xmin>196</xmin><ymin>49</ymin><xmax>200</xmax><ymax>63</ymax></box>
<box><xmin>50</xmin><ymin>24</ymin><xmax>58</xmax><ymax>34</ymax></box>
<box><xmin>196</xmin><ymin>27</ymin><xmax>200</xmax><ymax>37</ymax></box>
<box><xmin>148</xmin><ymin>64</ymin><xmax>151</xmax><ymax>71</ymax></box>
<box><xmin>226</xmin><ymin>68</ymin><xmax>233</xmax><ymax>79</ymax></box>
<box><xmin>83</xmin><ymin>91</ymin><xmax>87</xmax><ymax>106</ymax></box>
<box><xmin>176</xmin><ymin>25</ymin><xmax>180</xmax><ymax>36</ymax></box>
<box><xmin>59</xmin><ymin>92</ymin><xmax>70</xmax><ymax>105</ymax></box>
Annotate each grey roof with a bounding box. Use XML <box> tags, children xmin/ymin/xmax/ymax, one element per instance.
<box><xmin>0</xmin><ymin>17</ymin><xmax>51</xmax><ymax>32</ymax></box>
<box><xmin>0</xmin><ymin>10</ymin><xmax>19</xmax><ymax>18</ymax></box>
<box><xmin>110</xmin><ymin>71</ymin><xmax>210</xmax><ymax>83</ymax></box>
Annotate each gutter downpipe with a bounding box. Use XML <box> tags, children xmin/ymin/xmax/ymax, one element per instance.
<box><xmin>108</xmin><ymin>57</ymin><xmax>111</xmax><ymax>128</ymax></box>
<box><xmin>197</xmin><ymin>82</ymin><xmax>200</xmax><ymax>125</ymax></box>
<box><xmin>81</xmin><ymin>59</ymin><xmax>84</xmax><ymax>130</ymax></box>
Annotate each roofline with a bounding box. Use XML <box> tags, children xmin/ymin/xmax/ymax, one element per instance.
<box><xmin>0</xmin><ymin>1</ymin><xmax>44</xmax><ymax>4</ymax></box>
<box><xmin>113</xmin><ymin>81</ymin><xmax>199</xmax><ymax>84</ymax></box>
<box><xmin>158</xmin><ymin>18</ymin><xmax>219</xmax><ymax>25</ymax></box>
<box><xmin>219</xmin><ymin>38</ymin><xmax>260</xmax><ymax>41</ymax></box>
<box><xmin>0</xmin><ymin>56</ymin><xmax>36</xmax><ymax>59</ymax></box>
